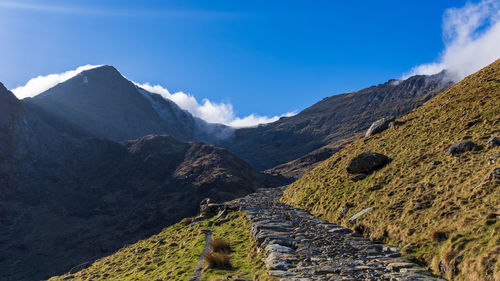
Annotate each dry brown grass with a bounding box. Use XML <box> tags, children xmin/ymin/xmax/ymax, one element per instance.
<box><xmin>203</xmin><ymin>252</ymin><xmax>232</xmax><ymax>269</ymax></box>
<box><xmin>210</xmin><ymin>239</ymin><xmax>231</xmax><ymax>254</ymax></box>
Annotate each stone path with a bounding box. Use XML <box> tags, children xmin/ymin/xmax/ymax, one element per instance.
<box><xmin>231</xmin><ymin>186</ymin><xmax>445</xmax><ymax>281</ymax></box>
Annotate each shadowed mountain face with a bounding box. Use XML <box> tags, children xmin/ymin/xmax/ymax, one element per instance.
<box><xmin>0</xmin><ymin>85</ymin><xmax>277</xmax><ymax>280</ymax></box>
<box><xmin>27</xmin><ymin>65</ymin><xmax>232</xmax><ymax>143</ymax></box>
<box><xmin>219</xmin><ymin>72</ymin><xmax>453</xmax><ymax>170</ymax></box>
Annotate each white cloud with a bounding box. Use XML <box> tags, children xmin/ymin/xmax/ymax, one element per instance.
<box><xmin>404</xmin><ymin>0</ymin><xmax>500</xmax><ymax>81</ymax></box>
<box><xmin>11</xmin><ymin>64</ymin><xmax>102</xmax><ymax>99</ymax></box>
<box><xmin>136</xmin><ymin>82</ymin><xmax>296</xmax><ymax>128</ymax></box>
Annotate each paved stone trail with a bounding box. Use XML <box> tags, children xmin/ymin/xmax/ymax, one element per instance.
<box><xmin>232</xmin><ymin>186</ymin><xmax>444</xmax><ymax>281</ymax></box>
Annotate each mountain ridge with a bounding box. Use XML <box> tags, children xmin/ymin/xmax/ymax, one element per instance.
<box><xmin>218</xmin><ymin>70</ymin><xmax>453</xmax><ymax>171</ymax></box>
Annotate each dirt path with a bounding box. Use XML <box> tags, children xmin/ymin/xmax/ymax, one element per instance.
<box><xmin>189</xmin><ymin>228</ymin><xmax>212</xmax><ymax>281</ymax></box>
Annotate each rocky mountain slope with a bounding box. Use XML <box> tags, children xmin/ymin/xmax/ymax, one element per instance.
<box><xmin>26</xmin><ymin>65</ymin><xmax>231</xmax><ymax>143</ymax></box>
<box><xmin>219</xmin><ymin>71</ymin><xmax>453</xmax><ymax>171</ymax></box>
<box><xmin>0</xmin><ymin>86</ymin><xmax>278</xmax><ymax>281</ymax></box>
<box><xmin>282</xmin><ymin>60</ymin><xmax>500</xmax><ymax>280</ymax></box>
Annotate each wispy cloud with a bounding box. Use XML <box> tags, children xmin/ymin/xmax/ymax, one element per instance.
<box><xmin>404</xmin><ymin>0</ymin><xmax>500</xmax><ymax>81</ymax></box>
<box><xmin>136</xmin><ymin>82</ymin><xmax>296</xmax><ymax>128</ymax></box>
<box><xmin>11</xmin><ymin>64</ymin><xmax>102</xmax><ymax>99</ymax></box>
<box><xmin>0</xmin><ymin>1</ymin><xmax>240</xmax><ymax>19</ymax></box>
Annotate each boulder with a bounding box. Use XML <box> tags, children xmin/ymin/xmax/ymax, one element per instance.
<box><xmin>447</xmin><ymin>140</ymin><xmax>482</xmax><ymax>156</ymax></box>
<box><xmin>365</xmin><ymin>117</ymin><xmax>395</xmax><ymax>137</ymax></box>
<box><xmin>345</xmin><ymin>152</ymin><xmax>390</xmax><ymax>174</ymax></box>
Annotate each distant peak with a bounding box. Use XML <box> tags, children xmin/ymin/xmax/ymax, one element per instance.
<box><xmin>0</xmin><ymin>82</ymin><xmax>8</xmax><ymax>93</ymax></box>
<box><xmin>0</xmin><ymin>82</ymin><xmax>19</xmax><ymax>102</ymax></box>
<box><xmin>79</xmin><ymin>65</ymin><xmax>122</xmax><ymax>77</ymax></box>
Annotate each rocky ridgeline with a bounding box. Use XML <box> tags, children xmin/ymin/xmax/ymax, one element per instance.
<box><xmin>231</xmin><ymin>187</ymin><xmax>444</xmax><ymax>281</ymax></box>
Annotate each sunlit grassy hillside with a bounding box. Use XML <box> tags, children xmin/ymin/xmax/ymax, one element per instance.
<box><xmin>282</xmin><ymin>60</ymin><xmax>500</xmax><ymax>281</ymax></box>
<box><xmin>49</xmin><ymin>212</ymin><xmax>273</xmax><ymax>281</ymax></box>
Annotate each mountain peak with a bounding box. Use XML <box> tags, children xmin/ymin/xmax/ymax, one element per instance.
<box><xmin>0</xmin><ymin>82</ymin><xmax>20</xmax><ymax>106</ymax></box>
<box><xmin>75</xmin><ymin>65</ymin><xmax>124</xmax><ymax>82</ymax></box>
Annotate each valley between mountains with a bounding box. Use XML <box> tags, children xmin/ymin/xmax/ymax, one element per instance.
<box><xmin>0</xmin><ymin>60</ymin><xmax>499</xmax><ymax>281</ymax></box>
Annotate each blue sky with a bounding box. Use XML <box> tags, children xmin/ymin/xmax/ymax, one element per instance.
<box><xmin>1</xmin><ymin>0</ymin><xmax>499</xmax><ymax>126</ymax></box>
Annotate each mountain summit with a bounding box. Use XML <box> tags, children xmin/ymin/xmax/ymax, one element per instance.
<box><xmin>26</xmin><ymin>65</ymin><xmax>231</xmax><ymax>143</ymax></box>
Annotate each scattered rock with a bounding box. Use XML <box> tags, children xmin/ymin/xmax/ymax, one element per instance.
<box><xmin>487</xmin><ymin>136</ymin><xmax>500</xmax><ymax>148</ymax></box>
<box><xmin>489</xmin><ymin>168</ymin><xmax>500</xmax><ymax>181</ymax></box>
<box><xmin>345</xmin><ymin>152</ymin><xmax>390</xmax><ymax>174</ymax></box>
<box><xmin>349</xmin><ymin>207</ymin><xmax>373</xmax><ymax>224</ymax></box>
<box><xmin>200</xmin><ymin>198</ymin><xmax>216</xmax><ymax>205</ymax></box>
<box><xmin>430</xmin><ymin>160</ymin><xmax>441</xmax><ymax>166</ymax></box>
<box><xmin>195</xmin><ymin>199</ymin><xmax>237</xmax><ymax>221</ymax></box>
<box><xmin>338</xmin><ymin>205</ymin><xmax>350</xmax><ymax>219</ymax></box>
<box><xmin>365</xmin><ymin>117</ymin><xmax>395</xmax><ymax>137</ymax></box>
<box><xmin>490</xmin><ymin>154</ymin><xmax>500</xmax><ymax>164</ymax></box>
<box><xmin>447</xmin><ymin>140</ymin><xmax>482</xmax><ymax>156</ymax></box>
<box><xmin>69</xmin><ymin>262</ymin><xmax>91</xmax><ymax>274</ymax></box>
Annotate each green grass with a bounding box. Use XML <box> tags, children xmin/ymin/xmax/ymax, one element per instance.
<box><xmin>48</xmin><ymin>211</ymin><xmax>275</xmax><ymax>281</ymax></box>
<box><xmin>282</xmin><ymin>60</ymin><xmax>500</xmax><ymax>281</ymax></box>
<box><xmin>49</xmin><ymin>219</ymin><xmax>208</xmax><ymax>281</ymax></box>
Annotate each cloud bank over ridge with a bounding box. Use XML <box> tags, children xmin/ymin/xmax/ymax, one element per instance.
<box><xmin>10</xmin><ymin>65</ymin><xmax>295</xmax><ymax>128</ymax></box>
<box><xmin>404</xmin><ymin>0</ymin><xmax>500</xmax><ymax>81</ymax></box>
<box><xmin>136</xmin><ymin>82</ymin><xmax>296</xmax><ymax>127</ymax></box>
<box><xmin>11</xmin><ymin>65</ymin><xmax>102</xmax><ymax>99</ymax></box>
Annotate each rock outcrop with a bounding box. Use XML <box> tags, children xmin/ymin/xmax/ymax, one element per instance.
<box><xmin>447</xmin><ymin>140</ymin><xmax>482</xmax><ymax>155</ymax></box>
<box><xmin>345</xmin><ymin>152</ymin><xmax>390</xmax><ymax>174</ymax></box>
<box><xmin>365</xmin><ymin>117</ymin><xmax>394</xmax><ymax>137</ymax></box>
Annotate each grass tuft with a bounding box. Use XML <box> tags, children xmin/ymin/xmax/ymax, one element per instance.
<box><xmin>203</xmin><ymin>252</ymin><xmax>232</xmax><ymax>269</ymax></box>
<box><xmin>209</xmin><ymin>239</ymin><xmax>231</xmax><ymax>254</ymax></box>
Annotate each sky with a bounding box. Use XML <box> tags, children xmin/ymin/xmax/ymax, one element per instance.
<box><xmin>1</xmin><ymin>0</ymin><xmax>500</xmax><ymax>127</ymax></box>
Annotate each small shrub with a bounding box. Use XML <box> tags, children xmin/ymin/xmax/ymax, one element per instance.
<box><xmin>203</xmin><ymin>252</ymin><xmax>231</xmax><ymax>269</ymax></box>
<box><xmin>209</xmin><ymin>239</ymin><xmax>231</xmax><ymax>253</ymax></box>
<box><xmin>431</xmin><ymin>230</ymin><xmax>448</xmax><ymax>242</ymax></box>
<box><xmin>181</xmin><ymin>217</ymin><xmax>193</xmax><ymax>226</ymax></box>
